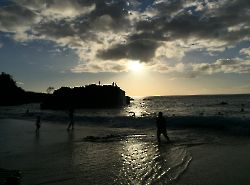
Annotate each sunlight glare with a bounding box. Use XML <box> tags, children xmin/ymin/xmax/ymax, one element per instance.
<box><xmin>128</xmin><ymin>60</ymin><xmax>143</xmax><ymax>72</ymax></box>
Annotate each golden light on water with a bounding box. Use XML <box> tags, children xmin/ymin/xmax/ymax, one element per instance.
<box><xmin>118</xmin><ymin>135</ymin><xmax>192</xmax><ymax>184</ymax></box>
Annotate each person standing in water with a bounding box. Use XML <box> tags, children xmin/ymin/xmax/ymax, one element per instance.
<box><xmin>35</xmin><ymin>115</ymin><xmax>41</xmax><ymax>132</ymax></box>
<box><xmin>156</xmin><ymin>112</ymin><xmax>170</xmax><ymax>144</ymax></box>
<box><xmin>67</xmin><ymin>108</ymin><xmax>74</xmax><ymax>131</ymax></box>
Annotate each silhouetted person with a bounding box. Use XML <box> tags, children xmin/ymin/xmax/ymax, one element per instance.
<box><xmin>241</xmin><ymin>104</ymin><xmax>245</xmax><ymax>112</ymax></box>
<box><xmin>35</xmin><ymin>115</ymin><xmax>41</xmax><ymax>132</ymax></box>
<box><xmin>67</xmin><ymin>108</ymin><xmax>74</xmax><ymax>130</ymax></box>
<box><xmin>156</xmin><ymin>112</ymin><xmax>170</xmax><ymax>144</ymax></box>
<box><xmin>218</xmin><ymin>111</ymin><xmax>223</xmax><ymax>115</ymax></box>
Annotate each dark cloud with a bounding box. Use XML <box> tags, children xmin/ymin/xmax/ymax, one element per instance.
<box><xmin>98</xmin><ymin>39</ymin><xmax>159</xmax><ymax>62</ymax></box>
<box><xmin>92</xmin><ymin>0</ymin><xmax>129</xmax><ymax>19</ymax></box>
<box><xmin>0</xmin><ymin>0</ymin><xmax>250</xmax><ymax>72</ymax></box>
<box><xmin>30</xmin><ymin>0</ymin><xmax>132</xmax><ymax>41</ymax></box>
<box><xmin>34</xmin><ymin>20</ymin><xmax>76</xmax><ymax>38</ymax></box>
<box><xmin>96</xmin><ymin>0</ymin><xmax>250</xmax><ymax>62</ymax></box>
<box><xmin>134</xmin><ymin>0</ymin><xmax>250</xmax><ymax>42</ymax></box>
<box><xmin>76</xmin><ymin>0</ymin><xmax>131</xmax><ymax>35</ymax></box>
<box><xmin>0</xmin><ymin>2</ymin><xmax>37</xmax><ymax>32</ymax></box>
<box><xmin>152</xmin><ymin>0</ymin><xmax>187</xmax><ymax>16</ymax></box>
<box><xmin>15</xmin><ymin>0</ymin><xmax>94</xmax><ymax>10</ymax></box>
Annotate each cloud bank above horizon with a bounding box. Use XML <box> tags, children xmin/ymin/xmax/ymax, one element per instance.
<box><xmin>0</xmin><ymin>0</ymin><xmax>250</xmax><ymax>77</ymax></box>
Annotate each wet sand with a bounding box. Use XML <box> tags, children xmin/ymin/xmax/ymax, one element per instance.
<box><xmin>0</xmin><ymin>119</ymin><xmax>250</xmax><ymax>185</ymax></box>
<box><xmin>178</xmin><ymin>136</ymin><xmax>250</xmax><ymax>185</ymax></box>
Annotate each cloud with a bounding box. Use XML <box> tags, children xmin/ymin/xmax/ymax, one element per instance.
<box><xmin>151</xmin><ymin>57</ymin><xmax>250</xmax><ymax>77</ymax></box>
<box><xmin>240</xmin><ymin>47</ymin><xmax>250</xmax><ymax>57</ymax></box>
<box><xmin>134</xmin><ymin>0</ymin><xmax>250</xmax><ymax>42</ymax></box>
<box><xmin>0</xmin><ymin>42</ymin><xmax>3</xmax><ymax>48</ymax></box>
<box><xmin>15</xmin><ymin>0</ymin><xmax>96</xmax><ymax>19</ymax></box>
<box><xmin>191</xmin><ymin>58</ymin><xmax>250</xmax><ymax>75</ymax></box>
<box><xmin>71</xmin><ymin>59</ymin><xmax>128</xmax><ymax>73</ymax></box>
<box><xmin>0</xmin><ymin>0</ymin><xmax>250</xmax><ymax>72</ymax></box>
<box><xmin>98</xmin><ymin>39</ymin><xmax>159</xmax><ymax>62</ymax></box>
<box><xmin>0</xmin><ymin>2</ymin><xmax>40</xmax><ymax>41</ymax></box>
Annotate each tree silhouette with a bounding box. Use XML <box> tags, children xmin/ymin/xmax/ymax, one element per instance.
<box><xmin>0</xmin><ymin>72</ymin><xmax>48</xmax><ymax>105</ymax></box>
<box><xmin>0</xmin><ymin>72</ymin><xmax>18</xmax><ymax>90</ymax></box>
<box><xmin>46</xmin><ymin>86</ymin><xmax>55</xmax><ymax>94</ymax></box>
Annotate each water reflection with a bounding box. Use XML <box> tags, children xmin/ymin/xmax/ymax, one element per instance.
<box><xmin>125</xmin><ymin>98</ymin><xmax>152</xmax><ymax>117</ymax></box>
<box><xmin>67</xmin><ymin>129</ymin><xmax>75</xmax><ymax>142</ymax></box>
<box><xmin>34</xmin><ymin>131</ymin><xmax>40</xmax><ymax>145</ymax></box>
<box><xmin>118</xmin><ymin>135</ymin><xmax>192</xmax><ymax>185</ymax></box>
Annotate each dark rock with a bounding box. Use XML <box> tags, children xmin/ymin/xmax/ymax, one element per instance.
<box><xmin>41</xmin><ymin>84</ymin><xmax>130</xmax><ymax>110</ymax></box>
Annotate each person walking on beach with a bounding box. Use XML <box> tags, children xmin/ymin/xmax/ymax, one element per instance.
<box><xmin>35</xmin><ymin>115</ymin><xmax>41</xmax><ymax>132</ymax></box>
<box><xmin>67</xmin><ymin>108</ymin><xmax>74</xmax><ymax>131</ymax></box>
<box><xmin>156</xmin><ymin>112</ymin><xmax>170</xmax><ymax>144</ymax></box>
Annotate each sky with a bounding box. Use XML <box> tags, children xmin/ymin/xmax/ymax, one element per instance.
<box><xmin>0</xmin><ymin>0</ymin><xmax>250</xmax><ymax>96</ymax></box>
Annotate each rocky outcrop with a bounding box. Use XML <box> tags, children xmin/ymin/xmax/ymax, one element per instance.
<box><xmin>41</xmin><ymin>84</ymin><xmax>130</xmax><ymax>110</ymax></box>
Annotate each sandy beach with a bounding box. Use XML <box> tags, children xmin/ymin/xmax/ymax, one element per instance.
<box><xmin>1</xmin><ymin>118</ymin><xmax>250</xmax><ymax>185</ymax></box>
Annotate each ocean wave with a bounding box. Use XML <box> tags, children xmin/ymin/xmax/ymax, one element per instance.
<box><xmin>62</xmin><ymin>115</ymin><xmax>250</xmax><ymax>135</ymax></box>
<box><xmin>1</xmin><ymin>104</ymin><xmax>250</xmax><ymax>135</ymax></box>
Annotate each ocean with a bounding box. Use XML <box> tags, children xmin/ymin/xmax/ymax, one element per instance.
<box><xmin>0</xmin><ymin>94</ymin><xmax>250</xmax><ymax>185</ymax></box>
<box><xmin>0</xmin><ymin>94</ymin><xmax>249</xmax><ymax>129</ymax></box>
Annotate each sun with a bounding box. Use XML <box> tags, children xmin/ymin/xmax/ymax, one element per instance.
<box><xmin>128</xmin><ymin>60</ymin><xmax>143</xmax><ymax>72</ymax></box>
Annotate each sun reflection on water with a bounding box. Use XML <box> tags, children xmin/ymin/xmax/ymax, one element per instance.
<box><xmin>125</xmin><ymin>98</ymin><xmax>152</xmax><ymax>117</ymax></box>
<box><xmin>117</xmin><ymin>135</ymin><xmax>192</xmax><ymax>185</ymax></box>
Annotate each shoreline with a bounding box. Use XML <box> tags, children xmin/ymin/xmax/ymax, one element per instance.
<box><xmin>0</xmin><ymin>118</ymin><xmax>250</xmax><ymax>184</ymax></box>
